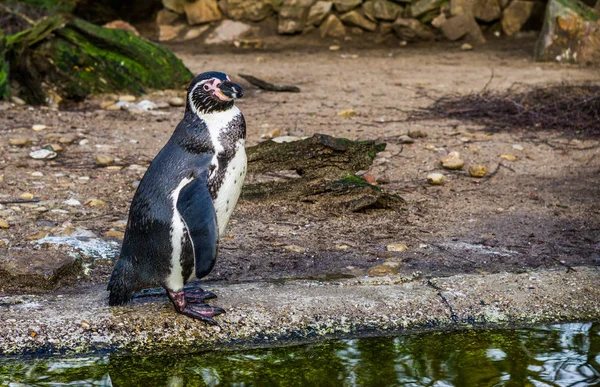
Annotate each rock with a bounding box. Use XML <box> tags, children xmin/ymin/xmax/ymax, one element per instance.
<box><xmin>261</xmin><ymin>127</ymin><xmax>282</xmax><ymax>139</ymax></box>
<box><xmin>205</xmin><ymin>20</ymin><xmax>253</xmax><ymax>44</ymax></box>
<box><xmin>169</xmin><ymin>96</ymin><xmax>185</xmax><ymax>106</ymax></box>
<box><xmin>512</xmin><ymin>144</ymin><xmax>524</xmax><ymax>151</ymax></box>
<box><xmin>86</xmin><ymin>199</ymin><xmax>106</xmax><ymax>207</ymax></box>
<box><xmin>500</xmin><ymin>154</ymin><xmax>517</xmax><ymax>160</ymax></box>
<box><xmin>11</xmin><ymin>96</ymin><xmax>26</xmax><ymax>105</ymax></box>
<box><xmin>182</xmin><ymin>25</ymin><xmax>210</xmax><ymax>40</ymax></box>
<box><xmin>469</xmin><ymin>165</ymin><xmax>488</xmax><ymax>177</ymax></box>
<box><xmin>20</xmin><ymin>192</ymin><xmax>35</xmax><ymax>199</ymax></box>
<box><xmin>473</xmin><ymin>0</ymin><xmax>501</xmax><ymax>22</ymax></box>
<box><xmin>29</xmin><ymin>149</ymin><xmax>57</xmax><ymax>160</ymax></box>
<box><xmin>159</xmin><ymin>24</ymin><xmax>186</xmax><ymax>41</ymax></box>
<box><xmin>94</xmin><ymin>154</ymin><xmax>114</xmax><ymax>166</ymax></box>
<box><xmin>278</xmin><ymin>6</ymin><xmax>309</xmax><ymax>34</ymax></box>
<box><xmin>501</xmin><ymin>1</ymin><xmax>534</xmax><ymax>35</ymax></box>
<box><xmin>119</xmin><ymin>95</ymin><xmax>136</xmax><ymax>102</ymax></box>
<box><xmin>368</xmin><ymin>264</ymin><xmax>398</xmax><ymax>276</ymax></box>
<box><xmin>372</xmin><ymin>0</ymin><xmax>403</xmax><ymax>20</ymax></box>
<box><xmin>47</xmin><ymin>143</ymin><xmax>63</xmax><ymax>152</ymax></box>
<box><xmin>184</xmin><ymin>0</ymin><xmax>222</xmax><ymax>25</ymax></box>
<box><xmin>31</xmin><ymin>171</ymin><xmax>43</xmax><ymax>177</ymax></box>
<box><xmin>379</xmin><ymin>21</ymin><xmax>394</xmax><ymax>34</ymax></box>
<box><xmin>163</xmin><ymin>0</ymin><xmax>185</xmax><ymax>14</ymax></box>
<box><xmin>32</xmin><ymin>124</ymin><xmax>47</xmax><ymax>132</ymax></box>
<box><xmin>271</xmin><ymin>136</ymin><xmax>303</xmax><ymax>143</ymax></box>
<box><xmin>387</xmin><ymin>243</ymin><xmax>408</xmax><ymax>252</ymax></box>
<box><xmin>58</xmin><ymin>135</ymin><xmax>76</xmax><ymax>144</ymax></box>
<box><xmin>283</xmin><ymin>245</ymin><xmax>306</xmax><ymax>253</ymax></box>
<box><xmin>427</xmin><ymin>172</ymin><xmax>446</xmax><ymax>185</ymax></box>
<box><xmin>450</xmin><ymin>0</ymin><xmax>474</xmax><ymax>15</ymax></box>
<box><xmin>334</xmin><ymin>0</ymin><xmax>363</xmax><ymax>12</ymax></box>
<box><xmin>156</xmin><ymin>9</ymin><xmax>181</xmax><ymax>25</ymax></box>
<box><xmin>100</xmin><ymin>100</ymin><xmax>116</xmax><ymax>109</ymax></box>
<box><xmin>397</xmin><ymin>135</ymin><xmax>414</xmax><ymax>144</ymax></box>
<box><xmin>0</xmin><ymin>219</ymin><xmax>9</xmax><ymax>229</ymax></box>
<box><xmin>442</xmin><ymin>158</ymin><xmax>464</xmax><ymax>170</ymax></box>
<box><xmin>461</xmin><ymin>43</ymin><xmax>473</xmax><ymax>50</ymax></box>
<box><xmin>137</xmin><ymin>100</ymin><xmax>159</xmax><ymax>111</ymax></box>
<box><xmin>103</xmin><ymin>20</ymin><xmax>140</xmax><ymax>36</ymax></box>
<box><xmin>9</xmin><ymin>137</ymin><xmax>31</xmax><ymax>146</ymax></box>
<box><xmin>320</xmin><ymin>14</ymin><xmax>346</xmax><ymax>37</ymax></box>
<box><xmin>226</xmin><ymin>0</ymin><xmax>274</xmax><ymax>21</ymax></box>
<box><xmin>431</xmin><ymin>13</ymin><xmax>447</xmax><ymax>28</ymax></box>
<box><xmin>63</xmin><ymin>198</ymin><xmax>82</xmax><ymax>206</ymax></box>
<box><xmin>440</xmin><ymin>13</ymin><xmax>486</xmax><ymax>43</ymax></box>
<box><xmin>104</xmin><ymin>229</ymin><xmax>125</xmax><ymax>239</ymax></box>
<box><xmin>362</xmin><ymin>1</ymin><xmax>376</xmax><ymax>21</ymax></box>
<box><xmin>441</xmin><ymin>151</ymin><xmax>461</xmax><ymax>162</ymax></box>
<box><xmin>411</xmin><ymin>0</ymin><xmax>447</xmax><ymax>18</ymax></box>
<box><xmin>535</xmin><ymin>0</ymin><xmax>600</xmax><ymax>64</ymax></box>
<box><xmin>308</xmin><ymin>1</ymin><xmax>333</xmax><ymax>26</ymax></box>
<box><xmin>337</xmin><ymin>108</ymin><xmax>357</xmax><ymax>117</ymax></box>
<box><xmin>408</xmin><ymin>129</ymin><xmax>427</xmax><ymax>138</ymax></box>
<box><xmin>340</xmin><ymin>10</ymin><xmax>377</xmax><ymax>31</ymax></box>
<box><xmin>392</xmin><ymin>18</ymin><xmax>436</xmax><ymax>41</ymax></box>
<box><xmin>329</xmin><ymin>44</ymin><xmax>341</xmax><ymax>50</ymax></box>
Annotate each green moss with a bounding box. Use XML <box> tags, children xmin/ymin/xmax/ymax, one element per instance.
<box><xmin>0</xmin><ymin>33</ymin><xmax>8</xmax><ymax>100</ymax></box>
<box><xmin>553</xmin><ymin>0</ymin><xmax>600</xmax><ymax>21</ymax></box>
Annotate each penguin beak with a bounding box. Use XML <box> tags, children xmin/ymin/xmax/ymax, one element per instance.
<box><xmin>217</xmin><ymin>81</ymin><xmax>244</xmax><ymax>101</ymax></box>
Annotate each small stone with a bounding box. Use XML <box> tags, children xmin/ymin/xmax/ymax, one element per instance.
<box><xmin>283</xmin><ymin>245</ymin><xmax>306</xmax><ymax>253</ymax></box>
<box><xmin>27</xmin><ymin>231</ymin><xmax>47</xmax><ymax>240</ymax></box>
<box><xmin>412</xmin><ymin>0</ymin><xmax>447</xmax><ymax>18</ymax></box>
<box><xmin>397</xmin><ymin>135</ymin><xmax>414</xmax><ymax>144</ymax></box>
<box><xmin>387</xmin><ymin>243</ymin><xmax>408</xmax><ymax>252</ymax></box>
<box><xmin>271</xmin><ymin>136</ymin><xmax>302</xmax><ymax>143</ymax></box>
<box><xmin>340</xmin><ymin>10</ymin><xmax>377</xmax><ymax>31</ymax></box>
<box><xmin>131</xmin><ymin>180</ymin><xmax>141</xmax><ymax>189</ymax></box>
<box><xmin>441</xmin><ymin>151</ymin><xmax>461</xmax><ymax>163</ymax></box>
<box><xmin>442</xmin><ymin>158</ymin><xmax>465</xmax><ymax>170</ymax></box>
<box><xmin>20</xmin><ymin>193</ymin><xmax>34</xmax><ymax>199</ymax></box>
<box><xmin>337</xmin><ymin>109</ymin><xmax>357</xmax><ymax>117</ymax></box>
<box><xmin>205</xmin><ymin>20</ymin><xmax>253</xmax><ymax>44</ymax></box>
<box><xmin>469</xmin><ymin>165</ymin><xmax>489</xmax><ymax>177</ymax></box>
<box><xmin>278</xmin><ymin>6</ymin><xmax>309</xmax><ymax>35</ymax></box>
<box><xmin>58</xmin><ymin>135</ymin><xmax>76</xmax><ymax>144</ymax></box>
<box><xmin>63</xmin><ymin>198</ymin><xmax>82</xmax><ymax>206</ymax></box>
<box><xmin>440</xmin><ymin>13</ymin><xmax>486</xmax><ymax>43</ymax></box>
<box><xmin>431</xmin><ymin>13</ymin><xmax>447</xmax><ymax>28</ymax></box>
<box><xmin>81</xmin><ymin>321</ymin><xmax>91</xmax><ymax>330</ymax></box>
<box><xmin>473</xmin><ymin>0</ymin><xmax>501</xmax><ymax>22</ymax></box>
<box><xmin>329</xmin><ymin>45</ymin><xmax>341</xmax><ymax>50</ymax></box>
<box><xmin>155</xmin><ymin>101</ymin><xmax>170</xmax><ymax>109</ymax></box>
<box><xmin>79</xmin><ymin>139</ymin><xmax>90</xmax><ymax>146</ymax></box>
<box><xmin>118</xmin><ymin>95</ymin><xmax>136</xmax><ymax>102</ymax></box>
<box><xmin>500</xmin><ymin>154</ymin><xmax>517</xmax><ymax>161</ymax></box>
<box><xmin>95</xmin><ymin>154</ymin><xmax>114</xmax><ymax>166</ymax></box>
<box><xmin>100</xmin><ymin>100</ymin><xmax>116</xmax><ymax>109</ymax></box>
<box><xmin>0</xmin><ymin>219</ymin><xmax>9</xmax><ymax>229</ymax></box>
<box><xmin>104</xmin><ymin>229</ymin><xmax>125</xmax><ymax>239</ymax></box>
<box><xmin>169</xmin><ymin>97</ymin><xmax>185</xmax><ymax>107</ymax></box>
<box><xmin>320</xmin><ymin>14</ymin><xmax>346</xmax><ymax>38</ymax></box>
<box><xmin>137</xmin><ymin>100</ymin><xmax>158</xmax><ymax>111</ymax></box>
<box><xmin>184</xmin><ymin>0</ymin><xmax>222</xmax><ymax>25</ymax></box>
<box><xmin>512</xmin><ymin>144</ymin><xmax>524</xmax><ymax>151</ymax></box>
<box><xmin>158</xmin><ymin>24</ymin><xmax>186</xmax><ymax>41</ymax></box>
<box><xmin>30</xmin><ymin>149</ymin><xmax>57</xmax><ymax>160</ymax></box>
<box><xmin>47</xmin><ymin>144</ymin><xmax>63</xmax><ymax>152</ymax></box>
<box><xmin>105</xmin><ymin>103</ymin><xmax>121</xmax><ymax>111</ymax></box>
<box><xmin>31</xmin><ymin>171</ymin><xmax>43</xmax><ymax>177</ymax></box>
<box><xmin>32</xmin><ymin>124</ymin><xmax>47</xmax><ymax>132</ymax></box>
<box><xmin>308</xmin><ymin>1</ymin><xmax>333</xmax><ymax>26</ymax></box>
<box><xmin>393</xmin><ymin>18</ymin><xmax>436</xmax><ymax>41</ymax></box>
<box><xmin>368</xmin><ymin>264</ymin><xmax>398</xmax><ymax>276</ymax></box>
<box><xmin>261</xmin><ymin>128</ymin><xmax>282</xmax><ymax>139</ymax></box>
<box><xmin>427</xmin><ymin>172</ymin><xmax>446</xmax><ymax>185</ymax></box>
<box><xmin>408</xmin><ymin>129</ymin><xmax>427</xmax><ymax>138</ymax></box>
<box><xmin>182</xmin><ymin>25</ymin><xmax>210</xmax><ymax>40</ymax></box>
<box><xmin>11</xmin><ymin>96</ymin><xmax>26</xmax><ymax>105</ymax></box>
<box><xmin>335</xmin><ymin>244</ymin><xmax>349</xmax><ymax>249</ymax></box>
<box><xmin>9</xmin><ymin>137</ymin><xmax>31</xmax><ymax>146</ymax></box>
<box><xmin>461</xmin><ymin>43</ymin><xmax>473</xmax><ymax>50</ymax></box>
<box><xmin>86</xmin><ymin>199</ymin><xmax>106</xmax><ymax>207</ymax></box>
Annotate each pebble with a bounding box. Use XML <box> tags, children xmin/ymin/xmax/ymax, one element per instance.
<box><xmin>442</xmin><ymin>158</ymin><xmax>464</xmax><ymax>170</ymax></box>
<box><xmin>32</xmin><ymin>124</ymin><xmax>47</xmax><ymax>132</ymax></box>
<box><xmin>104</xmin><ymin>229</ymin><xmax>125</xmax><ymax>239</ymax></box>
<box><xmin>137</xmin><ymin>100</ymin><xmax>159</xmax><ymax>111</ymax></box>
<box><xmin>131</xmin><ymin>180</ymin><xmax>141</xmax><ymax>189</ymax></box>
<box><xmin>500</xmin><ymin>154</ymin><xmax>517</xmax><ymax>161</ymax></box>
<box><xmin>63</xmin><ymin>198</ymin><xmax>82</xmax><ymax>206</ymax></box>
<box><xmin>337</xmin><ymin>109</ymin><xmax>357</xmax><ymax>117</ymax></box>
<box><xmin>11</xmin><ymin>96</ymin><xmax>26</xmax><ymax>105</ymax></box>
<box><xmin>441</xmin><ymin>151</ymin><xmax>461</xmax><ymax>163</ymax></box>
<box><xmin>86</xmin><ymin>199</ymin><xmax>106</xmax><ymax>207</ymax></box>
<box><xmin>335</xmin><ymin>244</ymin><xmax>349</xmax><ymax>249</ymax></box>
<box><xmin>271</xmin><ymin>136</ymin><xmax>302</xmax><ymax>143</ymax></box>
<box><xmin>283</xmin><ymin>245</ymin><xmax>305</xmax><ymax>253</ymax></box>
<box><xmin>31</xmin><ymin>171</ymin><xmax>43</xmax><ymax>177</ymax></box>
<box><xmin>512</xmin><ymin>144</ymin><xmax>524</xmax><ymax>151</ymax></box>
<box><xmin>95</xmin><ymin>154</ymin><xmax>114</xmax><ymax>166</ymax></box>
<box><xmin>47</xmin><ymin>144</ymin><xmax>63</xmax><ymax>152</ymax></box>
<box><xmin>461</xmin><ymin>43</ymin><xmax>473</xmax><ymax>51</ymax></box>
<box><xmin>329</xmin><ymin>45</ymin><xmax>341</xmax><ymax>51</ymax></box>
<box><xmin>119</xmin><ymin>95</ymin><xmax>136</xmax><ymax>102</ymax></box>
<box><xmin>408</xmin><ymin>129</ymin><xmax>427</xmax><ymax>138</ymax></box>
<box><xmin>9</xmin><ymin>137</ymin><xmax>31</xmax><ymax>146</ymax></box>
<box><xmin>29</xmin><ymin>149</ymin><xmax>57</xmax><ymax>160</ymax></box>
<box><xmin>20</xmin><ymin>193</ymin><xmax>34</xmax><ymax>199</ymax></box>
<box><xmin>155</xmin><ymin>101</ymin><xmax>170</xmax><ymax>109</ymax></box>
<box><xmin>105</xmin><ymin>104</ymin><xmax>121</xmax><ymax>111</ymax></box>
<box><xmin>168</xmin><ymin>97</ymin><xmax>185</xmax><ymax>107</ymax></box>
<box><xmin>469</xmin><ymin>165</ymin><xmax>489</xmax><ymax>178</ymax></box>
<box><xmin>100</xmin><ymin>100</ymin><xmax>116</xmax><ymax>109</ymax></box>
<box><xmin>0</xmin><ymin>219</ymin><xmax>9</xmax><ymax>229</ymax></box>
<box><xmin>58</xmin><ymin>135</ymin><xmax>76</xmax><ymax>144</ymax></box>
<box><xmin>368</xmin><ymin>264</ymin><xmax>398</xmax><ymax>276</ymax></box>
<box><xmin>79</xmin><ymin>139</ymin><xmax>90</xmax><ymax>146</ymax></box>
<box><xmin>386</xmin><ymin>243</ymin><xmax>408</xmax><ymax>252</ymax></box>
<box><xmin>261</xmin><ymin>127</ymin><xmax>282</xmax><ymax>139</ymax></box>
<box><xmin>397</xmin><ymin>135</ymin><xmax>414</xmax><ymax>144</ymax></box>
<box><xmin>427</xmin><ymin>172</ymin><xmax>446</xmax><ymax>185</ymax></box>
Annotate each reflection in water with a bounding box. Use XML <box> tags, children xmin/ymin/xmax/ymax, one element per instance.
<box><xmin>1</xmin><ymin>323</ymin><xmax>599</xmax><ymax>386</ymax></box>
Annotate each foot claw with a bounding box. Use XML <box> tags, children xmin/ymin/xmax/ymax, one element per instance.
<box><xmin>185</xmin><ymin>290</ymin><xmax>217</xmax><ymax>303</ymax></box>
<box><xmin>180</xmin><ymin>303</ymin><xmax>226</xmax><ymax>325</ymax></box>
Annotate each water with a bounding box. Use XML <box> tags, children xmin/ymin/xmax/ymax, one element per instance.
<box><xmin>1</xmin><ymin>323</ymin><xmax>600</xmax><ymax>386</ymax></box>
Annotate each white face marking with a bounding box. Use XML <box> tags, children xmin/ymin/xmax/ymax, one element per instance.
<box><xmin>213</xmin><ymin>139</ymin><xmax>246</xmax><ymax>236</ymax></box>
<box><xmin>165</xmin><ymin>177</ymin><xmax>193</xmax><ymax>291</ymax></box>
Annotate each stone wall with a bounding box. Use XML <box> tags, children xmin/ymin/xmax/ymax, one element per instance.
<box><xmin>155</xmin><ymin>0</ymin><xmax>540</xmax><ymax>44</ymax></box>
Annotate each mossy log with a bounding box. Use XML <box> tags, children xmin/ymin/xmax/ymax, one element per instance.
<box><xmin>243</xmin><ymin>134</ymin><xmax>405</xmax><ymax>213</ymax></box>
<box><xmin>4</xmin><ymin>16</ymin><xmax>193</xmax><ymax>104</ymax></box>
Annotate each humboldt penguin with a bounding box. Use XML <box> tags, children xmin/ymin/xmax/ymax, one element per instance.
<box><xmin>108</xmin><ymin>71</ymin><xmax>245</xmax><ymax>324</ymax></box>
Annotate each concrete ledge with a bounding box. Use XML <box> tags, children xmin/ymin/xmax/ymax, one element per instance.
<box><xmin>1</xmin><ymin>267</ymin><xmax>599</xmax><ymax>357</ymax></box>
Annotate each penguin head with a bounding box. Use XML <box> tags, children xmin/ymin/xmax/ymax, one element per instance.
<box><xmin>186</xmin><ymin>71</ymin><xmax>244</xmax><ymax>115</ymax></box>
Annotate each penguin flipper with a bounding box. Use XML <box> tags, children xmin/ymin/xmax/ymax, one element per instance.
<box><xmin>176</xmin><ymin>178</ymin><xmax>218</xmax><ymax>280</ymax></box>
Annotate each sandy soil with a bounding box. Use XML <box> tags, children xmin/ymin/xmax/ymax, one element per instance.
<box><xmin>0</xmin><ymin>38</ymin><xmax>599</xmax><ymax>293</ymax></box>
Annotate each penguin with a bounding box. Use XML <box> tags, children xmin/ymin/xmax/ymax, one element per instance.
<box><xmin>107</xmin><ymin>71</ymin><xmax>246</xmax><ymax>324</ymax></box>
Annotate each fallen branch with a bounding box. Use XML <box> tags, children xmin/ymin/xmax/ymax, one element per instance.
<box><xmin>238</xmin><ymin>73</ymin><xmax>300</xmax><ymax>93</ymax></box>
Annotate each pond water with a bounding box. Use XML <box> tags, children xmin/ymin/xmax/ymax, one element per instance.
<box><xmin>1</xmin><ymin>323</ymin><xmax>599</xmax><ymax>386</ymax></box>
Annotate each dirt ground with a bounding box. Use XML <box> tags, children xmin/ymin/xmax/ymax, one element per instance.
<box><xmin>0</xmin><ymin>37</ymin><xmax>599</xmax><ymax>294</ymax></box>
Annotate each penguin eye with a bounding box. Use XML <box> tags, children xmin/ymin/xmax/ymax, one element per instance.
<box><xmin>203</xmin><ymin>84</ymin><xmax>210</xmax><ymax>91</ymax></box>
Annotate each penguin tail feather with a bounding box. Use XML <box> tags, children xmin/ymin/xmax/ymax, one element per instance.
<box><xmin>107</xmin><ymin>258</ymin><xmax>136</xmax><ymax>306</ymax></box>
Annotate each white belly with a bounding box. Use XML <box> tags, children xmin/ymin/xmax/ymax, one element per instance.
<box><xmin>213</xmin><ymin>140</ymin><xmax>246</xmax><ymax>236</ymax></box>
